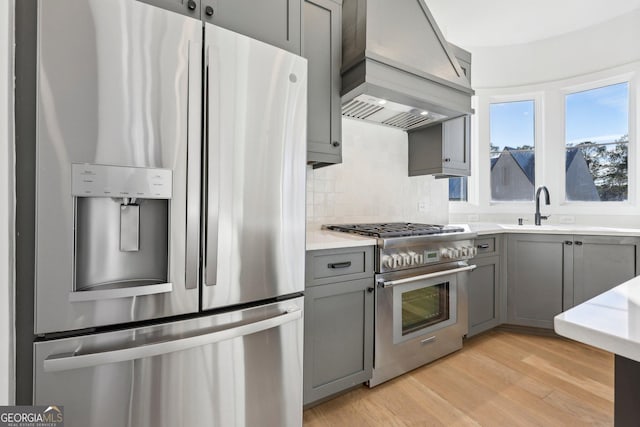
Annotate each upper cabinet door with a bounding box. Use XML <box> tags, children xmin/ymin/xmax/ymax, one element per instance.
<box><xmin>136</xmin><ymin>0</ymin><xmax>201</xmax><ymax>17</ymax></box>
<box><xmin>303</xmin><ymin>0</ymin><xmax>342</xmax><ymax>167</ymax></box>
<box><xmin>202</xmin><ymin>0</ymin><xmax>302</xmax><ymax>54</ymax></box>
<box><xmin>443</xmin><ymin>115</ymin><xmax>470</xmax><ymax>173</ymax></box>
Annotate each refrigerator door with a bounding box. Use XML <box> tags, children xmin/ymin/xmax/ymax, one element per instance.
<box><xmin>35</xmin><ymin>0</ymin><xmax>203</xmax><ymax>333</ymax></box>
<box><xmin>34</xmin><ymin>297</ymin><xmax>304</xmax><ymax>427</ymax></box>
<box><xmin>203</xmin><ymin>24</ymin><xmax>307</xmax><ymax>310</ymax></box>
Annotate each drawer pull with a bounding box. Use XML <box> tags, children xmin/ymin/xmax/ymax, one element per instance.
<box><xmin>328</xmin><ymin>261</ymin><xmax>352</xmax><ymax>269</ymax></box>
<box><xmin>477</xmin><ymin>244</ymin><xmax>490</xmax><ymax>249</ymax></box>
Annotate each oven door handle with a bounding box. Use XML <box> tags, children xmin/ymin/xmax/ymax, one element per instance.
<box><xmin>378</xmin><ymin>264</ymin><xmax>477</xmax><ymax>288</ymax></box>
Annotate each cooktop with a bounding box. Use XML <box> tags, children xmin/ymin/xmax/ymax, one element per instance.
<box><xmin>323</xmin><ymin>222</ymin><xmax>466</xmax><ymax>238</ymax></box>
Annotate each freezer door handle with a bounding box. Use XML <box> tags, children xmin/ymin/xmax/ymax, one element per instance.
<box><xmin>43</xmin><ymin>306</ymin><xmax>302</xmax><ymax>373</ymax></box>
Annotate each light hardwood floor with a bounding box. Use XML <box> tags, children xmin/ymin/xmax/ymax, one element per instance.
<box><xmin>303</xmin><ymin>330</ymin><xmax>614</xmax><ymax>426</ymax></box>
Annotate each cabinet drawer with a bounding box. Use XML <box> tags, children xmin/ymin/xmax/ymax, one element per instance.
<box><xmin>475</xmin><ymin>237</ymin><xmax>497</xmax><ymax>256</ymax></box>
<box><xmin>306</xmin><ymin>246</ymin><xmax>374</xmax><ymax>286</ymax></box>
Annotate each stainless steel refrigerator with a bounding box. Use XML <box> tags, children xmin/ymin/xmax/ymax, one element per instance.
<box><xmin>30</xmin><ymin>1</ymin><xmax>307</xmax><ymax>425</ymax></box>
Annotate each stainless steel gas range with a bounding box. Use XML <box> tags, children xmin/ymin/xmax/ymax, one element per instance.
<box><xmin>324</xmin><ymin>223</ymin><xmax>478</xmax><ymax>387</ymax></box>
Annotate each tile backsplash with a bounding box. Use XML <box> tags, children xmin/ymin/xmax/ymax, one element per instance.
<box><xmin>306</xmin><ymin>118</ymin><xmax>449</xmax><ymax>230</ymax></box>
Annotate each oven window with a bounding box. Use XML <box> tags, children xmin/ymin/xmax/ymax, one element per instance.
<box><xmin>401</xmin><ymin>282</ymin><xmax>450</xmax><ymax>335</ymax></box>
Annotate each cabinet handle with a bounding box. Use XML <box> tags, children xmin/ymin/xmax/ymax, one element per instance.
<box><xmin>332</xmin><ymin>141</ymin><xmax>340</xmax><ymax>147</ymax></box>
<box><xmin>575</xmin><ymin>241</ymin><xmax>583</xmax><ymax>246</ymax></box>
<box><xmin>367</xmin><ymin>287</ymin><xmax>375</xmax><ymax>293</ymax></box>
<box><xmin>328</xmin><ymin>261</ymin><xmax>351</xmax><ymax>269</ymax></box>
<box><xmin>565</xmin><ymin>241</ymin><xmax>573</xmax><ymax>245</ymax></box>
<box><xmin>444</xmin><ymin>158</ymin><xmax>451</xmax><ymax>162</ymax></box>
<box><xmin>205</xmin><ymin>5</ymin><xmax>214</xmax><ymax>16</ymax></box>
<box><xmin>477</xmin><ymin>244</ymin><xmax>490</xmax><ymax>249</ymax></box>
<box><xmin>187</xmin><ymin>0</ymin><xmax>197</xmax><ymax>10</ymax></box>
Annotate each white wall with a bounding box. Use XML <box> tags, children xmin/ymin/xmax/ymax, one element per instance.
<box><xmin>471</xmin><ymin>9</ymin><xmax>640</xmax><ymax>89</ymax></box>
<box><xmin>307</xmin><ymin>118</ymin><xmax>449</xmax><ymax>230</ymax></box>
<box><xmin>0</xmin><ymin>0</ymin><xmax>14</xmax><ymax>406</ymax></box>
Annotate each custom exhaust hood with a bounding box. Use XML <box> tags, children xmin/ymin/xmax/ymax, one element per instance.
<box><xmin>341</xmin><ymin>0</ymin><xmax>474</xmax><ymax>131</ymax></box>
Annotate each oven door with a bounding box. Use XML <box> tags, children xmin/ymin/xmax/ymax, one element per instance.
<box><xmin>370</xmin><ymin>263</ymin><xmax>475</xmax><ymax>387</ymax></box>
<box><xmin>392</xmin><ymin>272</ymin><xmax>458</xmax><ymax>344</ymax></box>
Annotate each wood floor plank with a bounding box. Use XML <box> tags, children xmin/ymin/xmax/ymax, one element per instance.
<box><xmin>303</xmin><ymin>331</ymin><xmax>614</xmax><ymax>426</ymax></box>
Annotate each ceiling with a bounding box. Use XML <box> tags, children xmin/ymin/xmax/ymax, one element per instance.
<box><xmin>426</xmin><ymin>0</ymin><xmax>640</xmax><ymax>48</ymax></box>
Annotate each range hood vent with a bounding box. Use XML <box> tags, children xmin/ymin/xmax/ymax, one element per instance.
<box><xmin>341</xmin><ymin>0</ymin><xmax>474</xmax><ymax>130</ymax></box>
<box><xmin>342</xmin><ymin>95</ymin><xmax>446</xmax><ymax>131</ymax></box>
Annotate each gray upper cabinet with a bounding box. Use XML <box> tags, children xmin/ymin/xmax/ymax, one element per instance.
<box><xmin>202</xmin><ymin>0</ymin><xmax>301</xmax><ymax>54</ymax></box>
<box><xmin>303</xmin><ymin>0</ymin><xmax>342</xmax><ymax>167</ymax></box>
<box><xmin>572</xmin><ymin>235</ymin><xmax>640</xmax><ymax>306</ymax></box>
<box><xmin>506</xmin><ymin>234</ymin><xmax>572</xmax><ymax>329</ymax></box>
<box><xmin>139</xmin><ymin>0</ymin><xmax>302</xmax><ymax>54</ymax></box>
<box><xmin>136</xmin><ymin>0</ymin><xmax>201</xmax><ymax>18</ymax></box>
<box><xmin>408</xmin><ymin>115</ymin><xmax>471</xmax><ymax>177</ymax></box>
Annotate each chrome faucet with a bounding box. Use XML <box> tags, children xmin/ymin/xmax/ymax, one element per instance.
<box><xmin>535</xmin><ymin>186</ymin><xmax>550</xmax><ymax>226</ymax></box>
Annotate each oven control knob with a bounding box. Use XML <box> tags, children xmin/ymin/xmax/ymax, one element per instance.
<box><xmin>471</xmin><ymin>246</ymin><xmax>478</xmax><ymax>257</ymax></box>
<box><xmin>392</xmin><ymin>254</ymin><xmax>402</xmax><ymax>268</ymax></box>
<box><xmin>461</xmin><ymin>247</ymin><xmax>469</xmax><ymax>257</ymax></box>
<box><xmin>382</xmin><ymin>255</ymin><xmax>394</xmax><ymax>269</ymax></box>
<box><xmin>408</xmin><ymin>251</ymin><xmax>419</xmax><ymax>265</ymax></box>
<box><xmin>399</xmin><ymin>252</ymin><xmax>411</xmax><ymax>266</ymax></box>
<box><xmin>452</xmin><ymin>248</ymin><xmax>461</xmax><ymax>258</ymax></box>
<box><xmin>417</xmin><ymin>254</ymin><xmax>424</xmax><ymax>264</ymax></box>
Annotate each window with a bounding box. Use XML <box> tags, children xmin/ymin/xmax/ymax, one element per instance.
<box><xmin>448</xmin><ymin>177</ymin><xmax>467</xmax><ymax>201</ymax></box>
<box><xmin>489</xmin><ymin>100</ymin><xmax>535</xmax><ymax>201</ymax></box>
<box><xmin>565</xmin><ymin>82</ymin><xmax>629</xmax><ymax>202</ymax></box>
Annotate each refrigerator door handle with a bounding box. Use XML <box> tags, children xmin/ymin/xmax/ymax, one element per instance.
<box><xmin>185</xmin><ymin>38</ymin><xmax>203</xmax><ymax>290</ymax></box>
<box><xmin>204</xmin><ymin>44</ymin><xmax>219</xmax><ymax>287</ymax></box>
<box><xmin>43</xmin><ymin>305</ymin><xmax>302</xmax><ymax>373</ymax></box>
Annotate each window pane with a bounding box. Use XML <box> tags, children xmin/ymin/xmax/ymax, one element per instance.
<box><xmin>449</xmin><ymin>177</ymin><xmax>467</xmax><ymax>202</ymax></box>
<box><xmin>490</xmin><ymin>100</ymin><xmax>535</xmax><ymax>201</ymax></box>
<box><xmin>565</xmin><ymin>83</ymin><xmax>629</xmax><ymax>202</ymax></box>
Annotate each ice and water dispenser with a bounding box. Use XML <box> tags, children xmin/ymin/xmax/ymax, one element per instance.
<box><xmin>70</xmin><ymin>164</ymin><xmax>173</xmax><ymax>301</ymax></box>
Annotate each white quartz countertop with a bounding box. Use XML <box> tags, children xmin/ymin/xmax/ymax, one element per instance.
<box><xmin>555</xmin><ymin>277</ymin><xmax>640</xmax><ymax>362</ymax></box>
<box><xmin>465</xmin><ymin>223</ymin><xmax>640</xmax><ymax>237</ymax></box>
<box><xmin>306</xmin><ymin>230</ymin><xmax>377</xmax><ymax>251</ymax></box>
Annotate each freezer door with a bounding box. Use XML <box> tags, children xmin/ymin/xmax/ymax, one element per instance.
<box><xmin>35</xmin><ymin>0</ymin><xmax>203</xmax><ymax>333</ymax></box>
<box><xmin>203</xmin><ymin>24</ymin><xmax>307</xmax><ymax>309</ymax></box>
<box><xmin>34</xmin><ymin>297</ymin><xmax>304</xmax><ymax>427</ymax></box>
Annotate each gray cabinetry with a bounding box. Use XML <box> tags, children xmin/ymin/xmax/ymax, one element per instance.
<box><xmin>138</xmin><ymin>0</ymin><xmax>302</xmax><ymax>54</ymax></box>
<box><xmin>202</xmin><ymin>0</ymin><xmax>301</xmax><ymax>54</ymax></box>
<box><xmin>449</xmin><ymin>43</ymin><xmax>471</xmax><ymax>84</ymax></box>
<box><xmin>408</xmin><ymin>115</ymin><xmax>471</xmax><ymax>177</ymax></box>
<box><xmin>507</xmin><ymin>234</ymin><xmax>572</xmax><ymax>329</ymax></box>
<box><xmin>507</xmin><ymin>233</ymin><xmax>640</xmax><ymax>329</ymax></box>
<box><xmin>304</xmin><ymin>246</ymin><xmax>374</xmax><ymax>405</ymax></box>
<box><xmin>468</xmin><ymin>235</ymin><xmax>502</xmax><ymax>337</ymax></box>
<box><xmin>572</xmin><ymin>235</ymin><xmax>639</xmax><ymax>306</ymax></box>
<box><xmin>303</xmin><ymin>0</ymin><xmax>342</xmax><ymax>167</ymax></box>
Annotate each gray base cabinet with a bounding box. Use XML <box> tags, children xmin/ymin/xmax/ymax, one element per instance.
<box><xmin>304</xmin><ymin>246</ymin><xmax>374</xmax><ymax>406</ymax></box>
<box><xmin>408</xmin><ymin>115</ymin><xmax>471</xmax><ymax>177</ymax></box>
<box><xmin>467</xmin><ymin>235</ymin><xmax>502</xmax><ymax>337</ymax></box>
<box><xmin>507</xmin><ymin>234</ymin><xmax>571</xmax><ymax>329</ymax></box>
<box><xmin>572</xmin><ymin>235</ymin><xmax>639</xmax><ymax>306</ymax></box>
<box><xmin>303</xmin><ymin>0</ymin><xmax>342</xmax><ymax>167</ymax></box>
<box><xmin>507</xmin><ymin>234</ymin><xmax>640</xmax><ymax>329</ymax></box>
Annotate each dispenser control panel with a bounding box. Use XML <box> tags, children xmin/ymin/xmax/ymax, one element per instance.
<box><xmin>72</xmin><ymin>164</ymin><xmax>172</xmax><ymax>199</ymax></box>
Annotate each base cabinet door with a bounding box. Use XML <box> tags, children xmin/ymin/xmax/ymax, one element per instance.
<box><xmin>468</xmin><ymin>255</ymin><xmax>501</xmax><ymax>337</ymax></box>
<box><xmin>573</xmin><ymin>235</ymin><xmax>639</xmax><ymax>306</ymax></box>
<box><xmin>507</xmin><ymin>234</ymin><xmax>573</xmax><ymax>329</ymax></box>
<box><xmin>304</xmin><ymin>277</ymin><xmax>373</xmax><ymax>405</ymax></box>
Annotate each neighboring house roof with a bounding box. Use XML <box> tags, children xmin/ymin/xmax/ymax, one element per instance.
<box><xmin>566</xmin><ymin>147</ymin><xmax>579</xmax><ymax>169</ymax></box>
<box><xmin>506</xmin><ymin>147</ymin><xmax>535</xmax><ymax>185</ymax></box>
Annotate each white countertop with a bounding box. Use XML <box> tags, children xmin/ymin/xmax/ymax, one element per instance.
<box><xmin>306</xmin><ymin>230</ymin><xmax>377</xmax><ymax>251</ymax></box>
<box><xmin>466</xmin><ymin>223</ymin><xmax>640</xmax><ymax>237</ymax></box>
<box><xmin>555</xmin><ymin>277</ymin><xmax>640</xmax><ymax>362</ymax></box>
